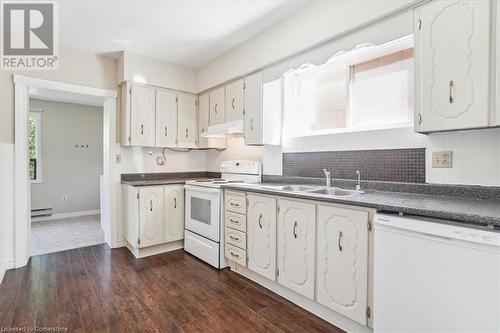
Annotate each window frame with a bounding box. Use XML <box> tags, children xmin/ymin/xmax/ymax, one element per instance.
<box><xmin>28</xmin><ymin>109</ymin><xmax>42</xmax><ymax>183</ymax></box>
<box><xmin>283</xmin><ymin>35</ymin><xmax>414</xmax><ymax>138</ymax></box>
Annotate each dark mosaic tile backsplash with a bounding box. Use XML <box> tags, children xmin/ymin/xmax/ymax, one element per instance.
<box><xmin>283</xmin><ymin>148</ymin><xmax>426</xmax><ymax>183</ymax></box>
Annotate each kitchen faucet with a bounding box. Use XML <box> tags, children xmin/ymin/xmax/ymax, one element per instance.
<box><xmin>323</xmin><ymin>169</ymin><xmax>331</xmax><ymax>187</ymax></box>
<box><xmin>356</xmin><ymin>170</ymin><xmax>361</xmax><ymax>191</ymax></box>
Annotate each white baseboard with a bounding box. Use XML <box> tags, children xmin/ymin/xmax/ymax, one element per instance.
<box><xmin>31</xmin><ymin>209</ymin><xmax>101</xmax><ymax>222</ymax></box>
<box><xmin>126</xmin><ymin>240</ymin><xmax>183</xmax><ymax>259</ymax></box>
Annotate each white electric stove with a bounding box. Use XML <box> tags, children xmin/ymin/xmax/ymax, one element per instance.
<box><xmin>184</xmin><ymin>160</ymin><xmax>261</xmax><ymax>268</ymax></box>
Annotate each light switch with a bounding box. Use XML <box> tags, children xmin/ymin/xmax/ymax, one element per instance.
<box><xmin>115</xmin><ymin>154</ymin><xmax>121</xmax><ymax>164</ymax></box>
<box><xmin>432</xmin><ymin>151</ymin><xmax>453</xmax><ymax>168</ymax></box>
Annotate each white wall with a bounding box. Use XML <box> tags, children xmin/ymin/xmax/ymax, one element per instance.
<box><xmin>118</xmin><ymin>51</ymin><xmax>197</xmax><ymax>92</ymax></box>
<box><xmin>29</xmin><ymin>99</ymin><xmax>103</xmax><ymax>215</ymax></box>
<box><xmin>120</xmin><ymin>147</ymin><xmax>206</xmax><ymax>174</ymax></box>
<box><xmin>196</xmin><ymin>0</ymin><xmax>419</xmax><ymax>91</ymax></box>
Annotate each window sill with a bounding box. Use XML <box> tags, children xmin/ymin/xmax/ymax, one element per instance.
<box><xmin>30</xmin><ymin>179</ymin><xmax>42</xmax><ymax>184</ymax></box>
<box><xmin>286</xmin><ymin>122</ymin><xmax>413</xmax><ymax>139</ymax></box>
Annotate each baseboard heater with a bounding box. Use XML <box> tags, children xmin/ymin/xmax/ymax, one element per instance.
<box><xmin>31</xmin><ymin>208</ymin><xmax>53</xmax><ymax>218</ymax></box>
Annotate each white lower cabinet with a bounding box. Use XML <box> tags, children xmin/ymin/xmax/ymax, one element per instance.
<box><xmin>277</xmin><ymin>199</ymin><xmax>316</xmax><ymax>299</ymax></box>
<box><xmin>316</xmin><ymin>204</ymin><xmax>369</xmax><ymax>325</ymax></box>
<box><xmin>138</xmin><ymin>186</ymin><xmax>164</xmax><ymax>248</ymax></box>
<box><xmin>123</xmin><ymin>184</ymin><xmax>185</xmax><ymax>252</ymax></box>
<box><xmin>164</xmin><ymin>185</ymin><xmax>184</xmax><ymax>243</ymax></box>
<box><xmin>247</xmin><ymin>194</ymin><xmax>277</xmax><ymax>281</ymax></box>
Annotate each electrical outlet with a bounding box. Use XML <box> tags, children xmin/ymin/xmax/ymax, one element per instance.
<box><xmin>432</xmin><ymin>151</ymin><xmax>453</xmax><ymax>168</ymax></box>
<box><xmin>156</xmin><ymin>156</ymin><xmax>166</xmax><ymax>165</ymax></box>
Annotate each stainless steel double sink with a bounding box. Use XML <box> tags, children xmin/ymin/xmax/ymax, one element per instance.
<box><xmin>261</xmin><ymin>185</ymin><xmax>365</xmax><ymax>197</ymax></box>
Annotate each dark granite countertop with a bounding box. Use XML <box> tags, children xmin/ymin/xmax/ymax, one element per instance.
<box><xmin>222</xmin><ymin>182</ymin><xmax>500</xmax><ymax>228</ymax></box>
<box><xmin>121</xmin><ymin>171</ymin><xmax>221</xmax><ymax>187</ymax></box>
<box><xmin>122</xmin><ymin>177</ymin><xmax>216</xmax><ymax>187</ymax></box>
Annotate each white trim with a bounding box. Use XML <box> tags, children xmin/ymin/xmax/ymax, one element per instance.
<box><xmin>31</xmin><ymin>209</ymin><xmax>101</xmax><ymax>222</ymax></box>
<box><xmin>0</xmin><ymin>259</ymin><xmax>16</xmax><ymax>283</ymax></box>
<box><xmin>14</xmin><ymin>75</ymin><xmax>119</xmax><ymax>268</ymax></box>
<box><xmin>126</xmin><ymin>240</ymin><xmax>184</xmax><ymax>259</ymax></box>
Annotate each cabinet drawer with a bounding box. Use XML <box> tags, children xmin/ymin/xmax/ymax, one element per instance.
<box><xmin>225</xmin><ymin>191</ymin><xmax>246</xmax><ymax>214</ymax></box>
<box><xmin>225</xmin><ymin>244</ymin><xmax>246</xmax><ymax>267</ymax></box>
<box><xmin>225</xmin><ymin>211</ymin><xmax>246</xmax><ymax>232</ymax></box>
<box><xmin>225</xmin><ymin>227</ymin><xmax>246</xmax><ymax>250</ymax></box>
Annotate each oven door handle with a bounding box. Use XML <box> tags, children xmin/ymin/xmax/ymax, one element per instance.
<box><xmin>185</xmin><ymin>185</ymin><xmax>220</xmax><ymax>194</ymax></box>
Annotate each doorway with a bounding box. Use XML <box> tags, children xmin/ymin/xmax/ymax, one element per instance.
<box><xmin>14</xmin><ymin>75</ymin><xmax>118</xmax><ymax>267</ymax></box>
<box><xmin>29</xmin><ymin>99</ymin><xmax>105</xmax><ymax>255</ymax></box>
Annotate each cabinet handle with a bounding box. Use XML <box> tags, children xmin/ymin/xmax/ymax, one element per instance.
<box><xmin>449</xmin><ymin>80</ymin><xmax>454</xmax><ymax>104</ymax></box>
<box><xmin>293</xmin><ymin>221</ymin><xmax>298</xmax><ymax>239</ymax></box>
<box><xmin>418</xmin><ymin>113</ymin><xmax>422</xmax><ymax>125</ymax></box>
<box><xmin>174</xmin><ymin>197</ymin><xmax>177</xmax><ymax>209</ymax></box>
<box><xmin>230</xmin><ymin>202</ymin><xmax>240</xmax><ymax>208</ymax></box>
<box><xmin>230</xmin><ymin>251</ymin><xmax>240</xmax><ymax>258</ymax></box>
<box><xmin>185</xmin><ymin>128</ymin><xmax>189</xmax><ymax>138</ymax></box>
<box><xmin>201</xmin><ymin>128</ymin><xmax>205</xmax><ymax>133</ymax></box>
<box><xmin>229</xmin><ymin>218</ymin><xmax>240</xmax><ymax>224</ymax></box>
<box><xmin>232</xmin><ymin>98</ymin><xmax>235</xmax><ymax>110</ymax></box>
<box><xmin>214</xmin><ymin>104</ymin><xmax>218</xmax><ymax>114</ymax></box>
<box><xmin>338</xmin><ymin>231</ymin><xmax>343</xmax><ymax>252</ymax></box>
<box><xmin>250</xmin><ymin>118</ymin><xmax>254</xmax><ymax>131</ymax></box>
<box><xmin>258</xmin><ymin>213</ymin><xmax>263</xmax><ymax>229</ymax></box>
<box><xmin>229</xmin><ymin>235</ymin><xmax>239</xmax><ymax>241</ymax></box>
<box><xmin>149</xmin><ymin>200</ymin><xmax>153</xmax><ymax>212</ymax></box>
<box><xmin>141</xmin><ymin>124</ymin><xmax>144</xmax><ymax>135</ymax></box>
<box><xmin>164</xmin><ymin>126</ymin><xmax>168</xmax><ymax>137</ymax></box>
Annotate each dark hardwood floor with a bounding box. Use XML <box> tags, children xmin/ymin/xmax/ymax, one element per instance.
<box><xmin>0</xmin><ymin>245</ymin><xmax>345</xmax><ymax>333</ymax></box>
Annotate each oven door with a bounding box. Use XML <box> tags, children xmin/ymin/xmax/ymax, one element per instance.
<box><xmin>185</xmin><ymin>185</ymin><xmax>221</xmax><ymax>242</ymax></box>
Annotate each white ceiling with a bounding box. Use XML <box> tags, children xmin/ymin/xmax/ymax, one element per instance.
<box><xmin>60</xmin><ymin>1</ymin><xmax>307</xmax><ymax>69</ymax></box>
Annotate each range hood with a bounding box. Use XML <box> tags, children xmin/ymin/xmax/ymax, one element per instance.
<box><xmin>201</xmin><ymin>120</ymin><xmax>244</xmax><ymax>138</ymax></box>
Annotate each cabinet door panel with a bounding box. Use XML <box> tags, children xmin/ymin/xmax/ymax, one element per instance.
<box><xmin>155</xmin><ymin>89</ymin><xmax>178</xmax><ymax>147</ymax></box>
<box><xmin>225</xmin><ymin>79</ymin><xmax>244</xmax><ymax>121</ymax></box>
<box><xmin>177</xmin><ymin>93</ymin><xmax>197</xmax><ymax>148</ymax></box>
<box><xmin>278</xmin><ymin>199</ymin><xmax>315</xmax><ymax>299</ymax></box>
<box><xmin>244</xmin><ymin>72</ymin><xmax>262</xmax><ymax>144</ymax></box>
<box><xmin>209</xmin><ymin>87</ymin><xmax>225</xmax><ymax>125</ymax></box>
<box><xmin>317</xmin><ymin>205</ymin><xmax>368</xmax><ymax>325</ymax></box>
<box><xmin>130</xmin><ymin>85</ymin><xmax>155</xmax><ymax>146</ymax></box>
<box><xmin>164</xmin><ymin>185</ymin><xmax>184</xmax><ymax>243</ymax></box>
<box><xmin>247</xmin><ymin>194</ymin><xmax>276</xmax><ymax>281</ymax></box>
<box><xmin>198</xmin><ymin>93</ymin><xmax>226</xmax><ymax>149</ymax></box>
<box><xmin>139</xmin><ymin>187</ymin><xmax>164</xmax><ymax>247</ymax></box>
<box><xmin>415</xmin><ymin>0</ymin><xmax>490</xmax><ymax>132</ymax></box>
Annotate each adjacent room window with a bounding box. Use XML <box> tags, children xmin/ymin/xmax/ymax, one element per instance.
<box><xmin>283</xmin><ymin>35</ymin><xmax>414</xmax><ymax>137</ymax></box>
<box><xmin>28</xmin><ymin>111</ymin><xmax>42</xmax><ymax>182</ymax></box>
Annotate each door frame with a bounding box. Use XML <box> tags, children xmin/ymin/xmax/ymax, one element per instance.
<box><xmin>14</xmin><ymin>74</ymin><xmax>118</xmax><ymax>267</ymax></box>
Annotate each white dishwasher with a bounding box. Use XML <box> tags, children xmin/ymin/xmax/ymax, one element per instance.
<box><xmin>374</xmin><ymin>213</ymin><xmax>500</xmax><ymax>333</ymax></box>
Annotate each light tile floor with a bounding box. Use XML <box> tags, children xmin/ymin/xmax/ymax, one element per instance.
<box><xmin>31</xmin><ymin>214</ymin><xmax>105</xmax><ymax>256</ymax></box>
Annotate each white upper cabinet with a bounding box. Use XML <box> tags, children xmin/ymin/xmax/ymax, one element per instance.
<box><xmin>244</xmin><ymin>72</ymin><xmax>262</xmax><ymax>145</ymax></box>
<box><xmin>277</xmin><ymin>199</ymin><xmax>316</xmax><ymax>299</ymax></box>
<box><xmin>139</xmin><ymin>186</ymin><xmax>164</xmax><ymax>248</ymax></box>
<box><xmin>155</xmin><ymin>89</ymin><xmax>178</xmax><ymax>147</ymax></box>
<box><xmin>130</xmin><ymin>84</ymin><xmax>156</xmax><ymax>147</ymax></box>
<box><xmin>198</xmin><ymin>93</ymin><xmax>226</xmax><ymax>149</ymax></box>
<box><xmin>209</xmin><ymin>87</ymin><xmax>225</xmax><ymax>125</ymax></box>
<box><xmin>414</xmin><ymin>0</ymin><xmax>491</xmax><ymax>132</ymax></box>
<box><xmin>225</xmin><ymin>79</ymin><xmax>244</xmax><ymax>121</ymax></box>
<box><xmin>247</xmin><ymin>194</ymin><xmax>277</xmax><ymax>281</ymax></box>
<box><xmin>177</xmin><ymin>92</ymin><xmax>198</xmax><ymax>148</ymax></box>
<box><xmin>164</xmin><ymin>185</ymin><xmax>184</xmax><ymax>243</ymax></box>
<box><xmin>244</xmin><ymin>72</ymin><xmax>281</xmax><ymax>145</ymax></box>
<box><xmin>316</xmin><ymin>204</ymin><xmax>369</xmax><ymax>325</ymax></box>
